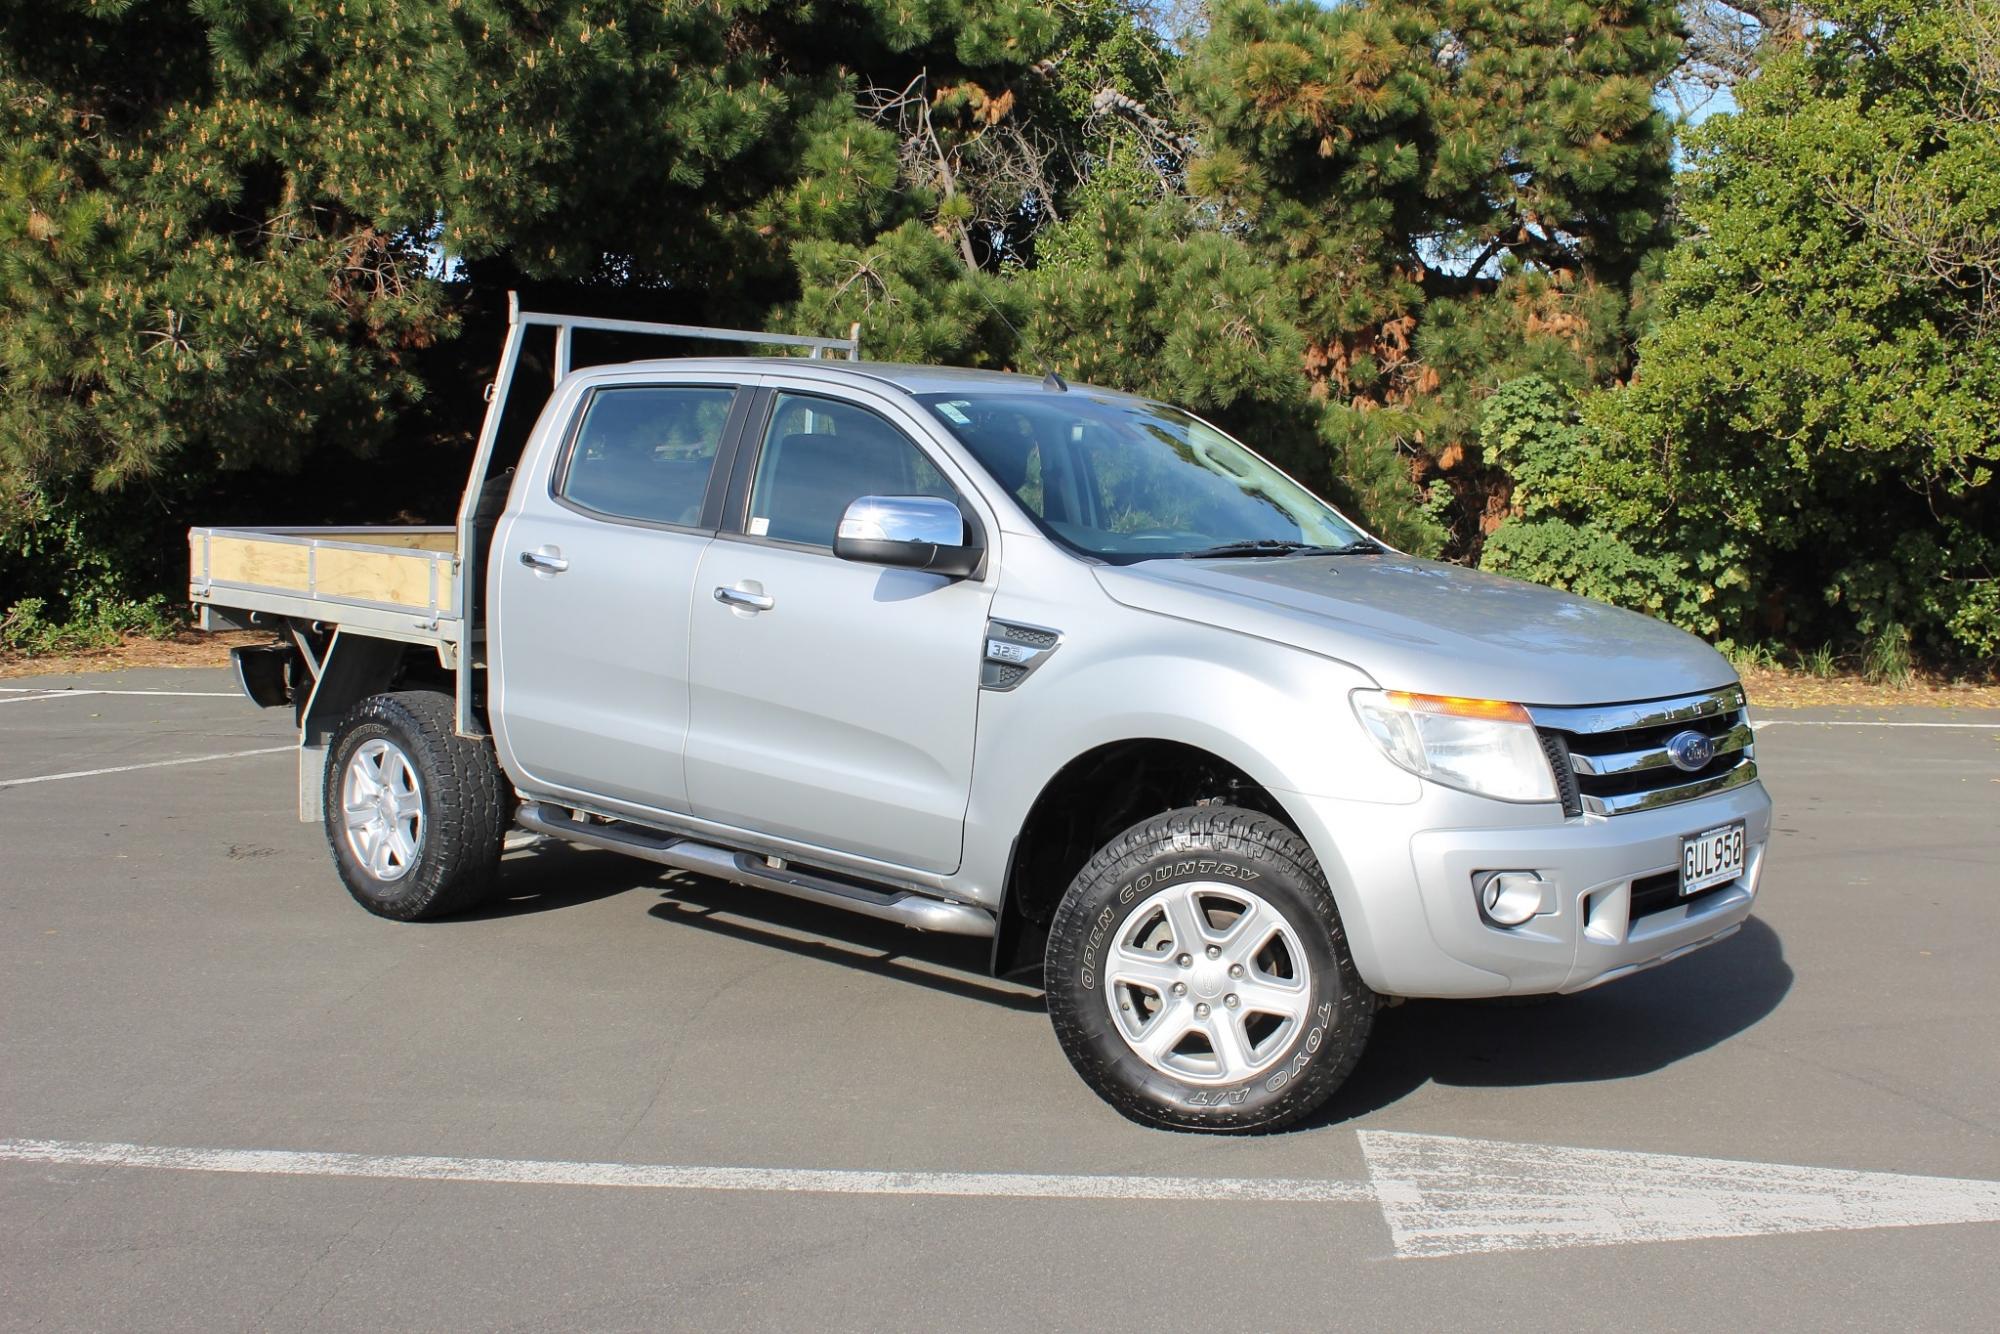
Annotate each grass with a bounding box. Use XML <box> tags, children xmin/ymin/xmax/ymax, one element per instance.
<box><xmin>1862</xmin><ymin>623</ymin><xmax>1916</xmax><ymax>688</ymax></box>
<box><xmin>1725</xmin><ymin>641</ymin><xmax>1784</xmax><ymax>673</ymax></box>
<box><xmin>1798</xmin><ymin>642</ymin><xmax>1839</xmax><ymax>679</ymax></box>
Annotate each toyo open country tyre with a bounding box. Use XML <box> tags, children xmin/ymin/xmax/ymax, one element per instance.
<box><xmin>324</xmin><ymin>690</ymin><xmax>507</xmax><ymax>921</ymax></box>
<box><xmin>1046</xmin><ymin>805</ymin><xmax>1375</xmax><ymax>1132</ymax></box>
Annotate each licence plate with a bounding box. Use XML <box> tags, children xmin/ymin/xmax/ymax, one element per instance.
<box><xmin>1681</xmin><ymin>822</ymin><xmax>1746</xmax><ymax>895</ymax></box>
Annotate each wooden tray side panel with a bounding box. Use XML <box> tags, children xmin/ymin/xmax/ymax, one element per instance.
<box><xmin>205</xmin><ymin>535</ymin><xmax>312</xmax><ymax>592</ymax></box>
<box><xmin>313</xmin><ymin>546</ymin><xmax>452</xmax><ymax>612</ymax></box>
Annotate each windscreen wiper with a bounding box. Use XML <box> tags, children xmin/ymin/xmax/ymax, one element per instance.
<box><xmin>1324</xmin><ymin>539</ymin><xmax>1385</xmax><ymax>555</ymax></box>
<box><xmin>1177</xmin><ymin>539</ymin><xmax>1332</xmax><ymax>559</ymax></box>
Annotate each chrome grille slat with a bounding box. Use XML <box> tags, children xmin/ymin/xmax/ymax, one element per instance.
<box><xmin>1526</xmin><ymin>685</ymin><xmax>1745</xmax><ymax>735</ymax></box>
<box><xmin>1579</xmin><ymin>759</ymin><xmax>1759</xmax><ymax>816</ymax></box>
<box><xmin>1568</xmin><ymin>721</ymin><xmax>1756</xmax><ymax>778</ymax></box>
<box><xmin>1533</xmin><ymin>686</ymin><xmax>1756</xmax><ymax>817</ymax></box>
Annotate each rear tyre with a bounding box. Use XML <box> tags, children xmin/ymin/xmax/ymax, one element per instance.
<box><xmin>324</xmin><ymin>690</ymin><xmax>506</xmax><ymax>920</ymax></box>
<box><xmin>1045</xmin><ymin>805</ymin><xmax>1375</xmax><ymax>1132</ymax></box>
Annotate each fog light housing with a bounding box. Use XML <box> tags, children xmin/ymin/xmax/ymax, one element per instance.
<box><xmin>1477</xmin><ymin>871</ymin><xmax>1547</xmax><ymax>927</ymax></box>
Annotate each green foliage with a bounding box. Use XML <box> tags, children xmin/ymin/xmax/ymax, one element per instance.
<box><xmin>0</xmin><ymin>475</ymin><xmax>185</xmax><ymax>651</ymax></box>
<box><xmin>0</xmin><ymin>595</ymin><xmax>178</xmax><ymax>656</ymax></box>
<box><xmin>1023</xmin><ymin>185</ymin><xmax>1445</xmax><ymax>550</ymax></box>
<box><xmin>1180</xmin><ymin>0</ymin><xmax>1681</xmax><ymax>557</ymax></box>
<box><xmin>1025</xmin><ymin>195</ymin><xmax>1303</xmax><ymax>413</ymax></box>
<box><xmin>1800</xmin><ymin>642</ymin><xmax>1838</xmax><ymax>679</ymax></box>
<box><xmin>7</xmin><ymin>0</ymin><xmax>1994</xmax><ymax>676</ymax></box>
<box><xmin>784</xmin><ymin>221</ymin><xmax>1026</xmax><ymax>367</ymax></box>
<box><xmin>0</xmin><ymin>0</ymin><xmax>1066</xmax><ymax>651</ymax></box>
<box><xmin>1862</xmin><ymin>623</ymin><xmax>1916</xmax><ymax>688</ymax></box>
<box><xmin>1478</xmin><ymin>376</ymin><xmax>1751</xmax><ymax>639</ymax></box>
<box><xmin>1585</xmin><ymin>0</ymin><xmax>2000</xmax><ymax>663</ymax></box>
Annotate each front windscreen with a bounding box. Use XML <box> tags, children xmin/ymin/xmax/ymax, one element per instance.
<box><xmin>917</xmin><ymin>392</ymin><xmax>1366</xmax><ymax>563</ymax></box>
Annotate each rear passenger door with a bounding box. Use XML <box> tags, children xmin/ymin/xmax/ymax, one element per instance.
<box><xmin>491</xmin><ymin>379</ymin><xmax>746</xmax><ymax>815</ymax></box>
<box><xmin>682</xmin><ymin>384</ymin><xmax>997</xmax><ymax>874</ymax></box>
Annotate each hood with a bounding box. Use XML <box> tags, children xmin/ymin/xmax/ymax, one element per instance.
<box><xmin>1095</xmin><ymin>552</ymin><xmax>1735</xmax><ymax>707</ymax></box>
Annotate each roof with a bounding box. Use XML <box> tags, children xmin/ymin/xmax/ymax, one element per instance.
<box><xmin>572</xmin><ymin>357</ymin><xmax>1142</xmax><ymax>400</ymax></box>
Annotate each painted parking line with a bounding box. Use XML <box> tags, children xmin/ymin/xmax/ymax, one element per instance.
<box><xmin>5</xmin><ymin>1135</ymin><xmax>1995</xmax><ymax>1258</ymax></box>
<box><xmin>0</xmin><ymin>688</ymin><xmax>243</xmax><ymax>704</ymax></box>
<box><xmin>0</xmin><ymin>1138</ymin><xmax>1375</xmax><ymax>1206</ymax></box>
<box><xmin>0</xmin><ymin>746</ymin><xmax>292</xmax><ymax>790</ymax></box>
<box><xmin>1752</xmin><ymin>719</ymin><xmax>2000</xmax><ymax>729</ymax></box>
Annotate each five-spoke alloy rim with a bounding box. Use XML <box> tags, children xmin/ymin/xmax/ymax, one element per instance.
<box><xmin>340</xmin><ymin>738</ymin><xmax>425</xmax><ymax>883</ymax></box>
<box><xmin>1103</xmin><ymin>881</ymin><xmax>1314</xmax><ymax>1085</ymax></box>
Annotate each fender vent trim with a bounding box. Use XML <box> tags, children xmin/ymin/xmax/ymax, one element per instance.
<box><xmin>981</xmin><ymin>620</ymin><xmax>1062</xmax><ymax>691</ymax></box>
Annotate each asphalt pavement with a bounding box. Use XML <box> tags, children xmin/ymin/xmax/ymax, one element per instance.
<box><xmin>1</xmin><ymin>668</ymin><xmax>1996</xmax><ymax>1331</ymax></box>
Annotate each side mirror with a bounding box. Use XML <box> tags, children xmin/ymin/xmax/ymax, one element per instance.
<box><xmin>834</xmin><ymin>495</ymin><xmax>982</xmax><ymax>579</ymax></box>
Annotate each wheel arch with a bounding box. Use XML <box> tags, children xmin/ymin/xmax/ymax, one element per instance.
<box><xmin>988</xmin><ymin>737</ymin><xmax>1308</xmax><ymax>979</ymax></box>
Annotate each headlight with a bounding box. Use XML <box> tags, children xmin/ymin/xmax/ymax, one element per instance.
<box><xmin>1351</xmin><ymin>690</ymin><xmax>1558</xmax><ymax>803</ymax></box>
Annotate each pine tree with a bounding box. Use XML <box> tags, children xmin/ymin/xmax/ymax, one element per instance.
<box><xmin>1181</xmin><ymin>0</ymin><xmax>1682</xmax><ymax>555</ymax></box>
<box><xmin>0</xmin><ymin>0</ymin><xmax>1061</xmax><ymax>622</ymax></box>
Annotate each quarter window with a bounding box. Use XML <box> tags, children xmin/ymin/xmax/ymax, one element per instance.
<box><xmin>560</xmin><ymin>386</ymin><xmax>736</xmax><ymax>527</ymax></box>
<box><xmin>746</xmin><ymin>394</ymin><xmax>961</xmax><ymax>547</ymax></box>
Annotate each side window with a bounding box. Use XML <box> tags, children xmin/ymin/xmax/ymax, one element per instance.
<box><xmin>559</xmin><ymin>385</ymin><xmax>736</xmax><ymax>527</ymax></box>
<box><xmin>746</xmin><ymin>394</ymin><xmax>960</xmax><ymax>547</ymax></box>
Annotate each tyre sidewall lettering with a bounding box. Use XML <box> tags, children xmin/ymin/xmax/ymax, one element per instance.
<box><xmin>1263</xmin><ymin>1001</ymin><xmax>1333</xmax><ymax>1094</ymax></box>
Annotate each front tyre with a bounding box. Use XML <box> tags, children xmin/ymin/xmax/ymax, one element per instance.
<box><xmin>324</xmin><ymin>690</ymin><xmax>506</xmax><ymax>921</ymax></box>
<box><xmin>1046</xmin><ymin>806</ymin><xmax>1374</xmax><ymax>1132</ymax></box>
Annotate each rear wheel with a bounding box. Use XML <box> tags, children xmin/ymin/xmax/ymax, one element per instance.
<box><xmin>324</xmin><ymin>690</ymin><xmax>506</xmax><ymax>920</ymax></box>
<box><xmin>1045</xmin><ymin>805</ymin><xmax>1375</xmax><ymax>1132</ymax></box>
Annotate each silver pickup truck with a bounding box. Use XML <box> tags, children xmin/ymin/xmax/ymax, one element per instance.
<box><xmin>192</xmin><ymin>299</ymin><xmax>1771</xmax><ymax>1131</ymax></box>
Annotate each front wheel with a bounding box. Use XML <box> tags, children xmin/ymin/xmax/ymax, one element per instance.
<box><xmin>1045</xmin><ymin>806</ymin><xmax>1375</xmax><ymax>1132</ymax></box>
<box><xmin>324</xmin><ymin>690</ymin><xmax>506</xmax><ymax>920</ymax></box>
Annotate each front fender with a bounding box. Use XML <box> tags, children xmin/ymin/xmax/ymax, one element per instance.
<box><xmin>953</xmin><ymin>609</ymin><xmax>1422</xmax><ymax>981</ymax></box>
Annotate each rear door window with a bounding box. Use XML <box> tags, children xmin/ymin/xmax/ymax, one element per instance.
<box><xmin>558</xmin><ymin>386</ymin><xmax>737</xmax><ymax>528</ymax></box>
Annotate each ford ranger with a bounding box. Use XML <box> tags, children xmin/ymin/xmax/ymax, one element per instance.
<box><xmin>191</xmin><ymin>298</ymin><xmax>1771</xmax><ymax>1131</ymax></box>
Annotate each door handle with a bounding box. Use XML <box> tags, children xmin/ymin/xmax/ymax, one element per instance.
<box><xmin>713</xmin><ymin>585</ymin><xmax>775</xmax><ymax>612</ymax></box>
<box><xmin>519</xmin><ymin>548</ymin><xmax>569</xmax><ymax>574</ymax></box>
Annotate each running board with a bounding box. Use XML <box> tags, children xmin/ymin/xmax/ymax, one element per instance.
<box><xmin>514</xmin><ymin>803</ymin><xmax>995</xmax><ymax>938</ymax></box>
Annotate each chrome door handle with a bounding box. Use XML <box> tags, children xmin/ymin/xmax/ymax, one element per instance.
<box><xmin>519</xmin><ymin>549</ymin><xmax>569</xmax><ymax>573</ymax></box>
<box><xmin>713</xmin><ymin>585</ymin><xmax>775</xmax><ymax>612</ymax></box>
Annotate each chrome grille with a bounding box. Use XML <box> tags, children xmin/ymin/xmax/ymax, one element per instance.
<box><xmin>1528</xmin><ymin>686</ymin><xmax>1756</xmax><ymax>816</ymax></box>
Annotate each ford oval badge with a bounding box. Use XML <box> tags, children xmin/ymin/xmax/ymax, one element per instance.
<box><xmin>1665</xmin><ymin>729</ymin><xmax>1715</xmax><ymax>772</ymax></box>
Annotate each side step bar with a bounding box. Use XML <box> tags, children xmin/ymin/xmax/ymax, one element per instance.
<box><xmin>514</xmin><ymin>803</ymin><xmax>995</xmax><ymax>938</ymax></box>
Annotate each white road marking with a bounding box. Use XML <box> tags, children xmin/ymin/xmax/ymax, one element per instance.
<box><xmin>1359</xmin><ymin>1130</ymin><xmax>2000</xmax><ymax>1258</ymax></box>
<box><xmin>8</xmin><ymin>1133</ymin><xmax>1998</xmax><ymax>1260</ymax></box>
<box><xmin>0</xmin><ymin>746</ymin><xmax>292</xmax><ymax>789</ymax></box>
<box><xmin>1752</xmin><ymin>719</ymin><xmax>2000</xmax><ymax>729</ymax></box>
<box><xmin>0</xmin><ymin>688</ymin><xmax>242</xmax><ymax>703</ymax></box>
<box><xmin>0</xmin><ymin>1139</ymin><xmax>1376</xmax><ymax>1205</ymax></box>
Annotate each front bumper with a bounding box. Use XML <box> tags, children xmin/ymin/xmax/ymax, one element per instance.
<box><xmin>1285</xmin><ymin>776</ymin><xmax>1773</xmax><ymax>998</ymax></box>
